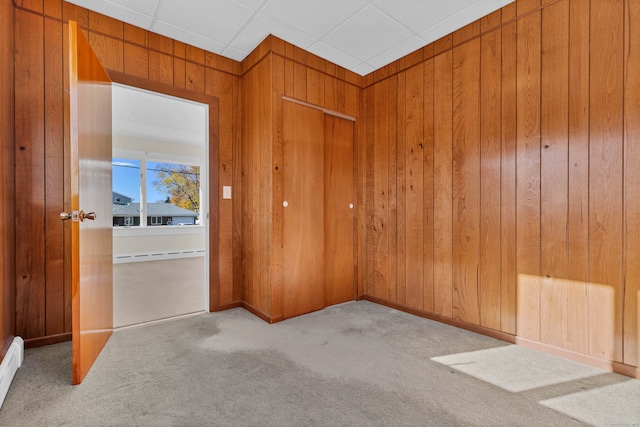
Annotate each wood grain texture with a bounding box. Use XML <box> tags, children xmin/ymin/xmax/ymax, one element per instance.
<box><xmin>589</xmin><ymin>0</ymin><xmax>624</xmax><ymax>362</ymax></box>
<box><xmin>501</xmin><ymin>21</ymin><xmax>518</xmax><ymax>335</ymax></box>
<box><xmin>405</xmin><ymin>64</ymin><xmax>424</xmax><ymax>310</ymax></box>
<box><xmin>373</xmin><ymin>79</ymin><xmax>390</xmax><ymax>300</ymax></box>
<box><xmin>624</xmin><ymin>0</ymin><xmax>640</xmax><ymax>368</ymax></box>
<box><xmin>452</xmin><ymin>39</ymin><xmax>481</xmax><ymax>325</ymax></box>
<box><xmin>68</xmin><ymin>20</ymin><xmax>113</xmax><ymax>384</ymax></box>
<box><xmin>282</xmin><ymin>101</ymin><xmax>324</xmax><ymax>319</ymax></box>
<box><xmin>365</xmin><ymin>87</ymin><xmax>374</xmax><ymax>298</ymax></box>
<box><xmin>149</xmin><ymin>51</ymin><xmax>173</xmax><ymax>86</ymax></box>
<box><xmin>387</xmin><ymin>76</ymin><xmax>398</xmax><ymax>303</ymax></box>
<box><xmin>396</xmin><ymin>72</ymin><xmax>407</xmax><ymax>305</ymax></box>
<box><xmin>15</xmin><ymin>9</ymin><xmax>46</xmax><ymax>340</ymax></box>
<box><xmin>515</xmin><ymin>11</ymin><xmax>541</xmax><ymax>341</ymax></box>
<box><xmin>423</xmin><ymin>59</ymin><xmax>434</xmax><ymax>313</ymax></box>
<box><xmin>540</xmin><ymin>0</ymin><xmax>569</xmax><ymax>349</ymax></box>
<box><xmin>207</xmin><ymin>70</ymin><xmax>234</xmax><ymax>306</ymax></box>
<box><xmin>0</xmin><ymin>0</ymin><xmax>15</xmax><ymax>362</ymax></box>
<box><xmin>324</xmin><ymin>115</ymin><xmax>355</xmax><ymax>306</ymax></box>
<box><xmin>259</xmin><ymin>59</ymin><xmax>272</xmax><ymax>314</ymax></box>
<box><xmin>123</xmin><ymin>42</ymin><xmax>148</xmax><ymax>79</ymax></box>
<box><xmin>479</xmin><ymin>28</ymin><xmax>502</xmax><ymax>331</ymax></box>
<box><xmin>271</xmin><ymin>55</ymin><xmax>284</xmax><ymax>319</ymax></box>
<box><xmin>44</xmin><ymin>17</ymin><xmax>65</xmax><ymax>337</ymax></box>
<box><xmin>566</xmin><ymin>0</ymin><xmax>590</xmax><ymax>355</ymax></box>
<box><xmin>433</xmin><ymin>50</ymin><xmax>454</xmax><ymax>318</ymax></box>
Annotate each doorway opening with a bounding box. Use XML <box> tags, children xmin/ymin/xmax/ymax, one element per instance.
<box><xmin>110</xmin><ymin>83</ymin><xmax>209</xmax><ymax>328</ymax></box>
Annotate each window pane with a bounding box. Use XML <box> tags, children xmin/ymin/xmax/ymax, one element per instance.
<box><xmin>112</xmin><ymin>158</ymin><xmax>141</xmax><ymax>227</ymax></box>
<box><xmin>147</xmin><ymin>161</ymin><xmax>200</xmax><ymax>226</ymax></box>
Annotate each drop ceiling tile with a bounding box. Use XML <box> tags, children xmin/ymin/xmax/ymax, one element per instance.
<box><xmin>230</xmin><ymin>13</ymin><xmax>315</xmax><ymax>53</ymax></box>
<box><xmin>323</xmin><ymin>5</ymin><xmax>413</xmax><ymax>63</ymax></box>
<box><xmin>367</xmin><ymin>36</ymin><xmax>426</xmax><ymax>70</ymax></box>
<box><xmin>372</xmin><ymin>0</ymin><xmax>475</xmax><ymax>33</ymax></box>
<box><xmin>306</xmin><ymin>41</ymin><xmax>361</xmax><ymax>71</ymax></box>
<box><xmin>352</xmin><ymin>63</ymin><xmax>375</xmax><ymax>76</ymax></box>
<box><xmin>151</xmin><ymin>20</ymin><xmax>226</xmax><ymax>54</ymax></box>
<box><xmin>235</xmin><ymin>0</ymin><xmax>268</xmax><ymax>10</ymax></box>
<box><xmin>155</xmin><ymin>0</ymin><xmax>256</xmax><ymax>45</ymax></box>
<box><xmin>66</xmin><ymin>0</ymin><xmax>155</xmax><ymax>28</ymax></box>
<box><xmin>106</xmin><ymin>0</ymin><xmax>160</xmax><ymax>16</ymax></box>
<box><xmin>261</xmin><ymin>0</ymin><xmax>367</xmax><ymax>38</ymax></box>
<box><xmin>222</xmin><ymin>46</ymin><xmax>249</xmax><ymax>61</ymax></box>
<box><xmin>419</xmin><ymin>0</ymin><xmax>513</xmax><ymax>43</ymax></box>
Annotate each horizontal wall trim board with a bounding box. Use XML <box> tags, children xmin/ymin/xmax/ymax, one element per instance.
<box><xmin>24</xmin><ymin>332</ymin><xmax>71</xmax><ymax>349</ymax></box>
<box><xmin>282</xmin><ymin>96</ymin><xmax>356</xmax><ymax>122</ymax></box>
<box><xmin>362</xmin><ymin>295</ymin><xmax>517</xmax><ymax>344</ymax></box>
<box><xmin>241</xmin><ymin>302</ymin><xmax>275</xmax><ymax>324</ymax></box>
<box><xmin>516</xmin><ymin>338</ymin><xmax>640</xmax><ymax>380</ymax></box>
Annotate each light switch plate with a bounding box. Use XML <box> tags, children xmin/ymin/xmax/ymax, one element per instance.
<box><xmin>223</xmin><ymin>186</ymin><xmax>232</xmax><ymax>199</ymax></box>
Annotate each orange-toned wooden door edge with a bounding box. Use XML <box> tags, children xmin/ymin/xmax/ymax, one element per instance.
<box><xmin>282</xmin><ymin>101</ymin><xmax>325</xmax><ymax>319</ymax></box>
<box><xmin>68</xmin><ymin>20</ymin><xmax>113</xmax><ymax>385</ymax></box>
<box><xmin>324</xmin><ymin>115</ymin><xmax>355</xmax><ymax>306</ymax></box>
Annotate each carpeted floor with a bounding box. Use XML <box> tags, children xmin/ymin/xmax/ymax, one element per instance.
<box><xmin>1</xmin><ymin>301</ymin><xmax>639</xmax><ymax>426</ymax></box>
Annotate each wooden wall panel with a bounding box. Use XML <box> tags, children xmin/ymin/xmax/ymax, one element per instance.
<box><xmin>588</xmin><ymin>0</ymin><xmax>623</xmax><ymax>362</ymax></box>
<box><xmin>14</xmin><ymin>1</ymin><xmax>240</xmax><ymax>343</ymax></box>
<box><xmin>387</xmin><ymin>75</ymin><xmax>397</xmax><ymax>304</ymax></box>
<box><xmin>540</xmin><ymin>0</ymin><xmax>569</xmax><ymax>349</ymax></box>
<box><xmin>500</xmin><ymin>21</ymin><xmax>517</xmax><ymax>335</ymax></box>
<box><xmin>15</xmin><ymin>9</ymin><xmax>46</xmax><ymax>340</ymax></box>
<box><xmin>452</xmin><ymin>39</ymin><xmax>481</xmax><ymax>325</ymax></box>
<box><xmin>361</xmin><ymin>0</ymin><xmax>640</xmax><ymax>374</ymax></box>
<box><xmin>624</xmin><ymin>0</ymin><xmax>640</xmax><ymax>368</ymax></box>
<box><xmin>433</xmin><ymin>51</ymin><xmax>453</xmax><ymax>318</ymax></box>
<box><xmin>566</xmin><ymin>0</ymin><xmax>590</xmax><ymax>355</ymax></box>
<box><xmin>479</xmin><ymin>28</ymin><xmax>501</xmax><ymax>331</ymax></box>
<box><xmin>515</xmin><ymin>10</ymin><xmax>541</xmax><ymax>341</ymax></box>
<box><xmin>373</xmin><ymin>79</ymin><xmax>389</xmax><ymax>301</ymax></box>
<box><xmin>396</xmin><ymin>72</ymin><xmax>407</xmax><ymax>305</ymax></box>
<box><xmin>423</xmin><ymin>59</ymin><xmax>434</xmax><ymax>313</ymax></box>
<box><xmin>0</xmin><ymin>0</ymin><xmax>15</xmax><ymax>360</ymax></box>
<box><xmin>44</xmin><ymin>17</ymin><xmax>65</xmax><ymax>336</ymax></box>
<box><xmin>405</xmin><ymin>64</ymin><xmax>424</xmax><ymax>310</ymax></box>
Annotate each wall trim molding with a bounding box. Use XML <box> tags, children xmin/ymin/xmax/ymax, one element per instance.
<box><xmin>0</xmin><ymin>337</ymin><xmax>23</xmax><ymax>410</ymax></box>
<box><xmin>362</xmin><ymin>295</ymin><xmax>640</xmax><ymax>380</ymax></box>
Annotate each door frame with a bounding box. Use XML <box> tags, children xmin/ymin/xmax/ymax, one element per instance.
<box><xmin>107</xmin><ymin>71</ymin><xmax>221</xmax><ymax>312</ymax></box>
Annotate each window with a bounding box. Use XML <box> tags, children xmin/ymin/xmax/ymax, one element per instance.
<box><xmin>112</xmin><ymin>155</ymin><xmax>202</xmax><ymax>229</ymax></box>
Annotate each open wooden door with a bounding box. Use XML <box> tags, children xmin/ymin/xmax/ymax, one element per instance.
<box><xmin>67</xmin><ymin>21</ymin><xmax>113</xmax><ymax>385</ymax></box>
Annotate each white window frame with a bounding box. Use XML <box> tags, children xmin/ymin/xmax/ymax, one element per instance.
<box><xmin>113</xmin><ymin>148</ymin><xmax>206</xmax><ymax>237</ymax></box>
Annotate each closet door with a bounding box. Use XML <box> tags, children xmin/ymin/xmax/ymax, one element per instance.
<box><xmin>324</xmin><ymin>115</ymin><xmax>355</xmax><ymax>306</ymax></box>
<box><xmin>282</xmin><ymin>101</ymin><xmax>325</xmax><ymax>319</ymax></box>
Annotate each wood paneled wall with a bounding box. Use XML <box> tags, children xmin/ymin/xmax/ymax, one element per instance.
<box><xmin>13</xmin><ymin>0</ymin><xmax>241</xmax><ymax>345</ymax></box>
<box><xmin>0</xmin><ymin>0</ymin><xmax>15</xmax><ymax>361</ymax></box>
<box><xmin>363</xmin><ymin>0</ymin><xmax>640</xmax><ymax>373</ymax></box>
<box><xmin>240</xmin><ymin>36</ymin><xmax>362</xmax><ymax>321</ymax></box>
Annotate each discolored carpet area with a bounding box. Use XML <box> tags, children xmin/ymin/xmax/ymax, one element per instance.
<box><xmin>1</xmin><ymin>301</ymin><xmax>638</xmax><ymax>426</ymax></box>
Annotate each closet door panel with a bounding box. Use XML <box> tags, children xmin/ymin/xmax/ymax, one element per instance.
<box><xmin>283</xmin><ymin>101</ymin><xmax>325</xmax><ymax>319</ymax></box>
<box><xmin>324</xmin><ymin>115</ymin><xmax>355</xmax><ymax>306</ymax></box>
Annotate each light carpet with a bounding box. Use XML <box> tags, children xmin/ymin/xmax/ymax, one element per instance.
<box><xmin>1</xmin><ymin>301</ymin><xmax>638</xmax><ymax>426</ymax></box>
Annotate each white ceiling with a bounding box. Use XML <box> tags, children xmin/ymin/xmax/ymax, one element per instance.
<box><xmin>112</xmin><ymin>83</ymin><xmax>207</xmax><ymax>145</ymax></box>
<box><xmin>67</xmin><ymin>0</ymin><xmax>514</xmax><ymax>76</ymax></box>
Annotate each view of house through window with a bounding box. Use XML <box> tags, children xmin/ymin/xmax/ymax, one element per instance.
<box><xmin>112</xmin><ymin>157</ymin><xmax>201</xmax><ymax>227</ymax></box>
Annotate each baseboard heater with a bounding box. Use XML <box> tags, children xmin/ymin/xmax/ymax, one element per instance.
<box><xmin>0</xmin><ymin>337</ymin><xmax>24</xmax><ymax>410</ymax></box>
<box><xmin>113</xmin><ymin>249</ymin><xmax>206</xmax><ymax>264</ymax></box>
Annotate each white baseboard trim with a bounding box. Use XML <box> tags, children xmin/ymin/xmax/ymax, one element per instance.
<box><xmin>0</xmin><ymin>337</ymin><xmax>24</xmax><ymax>410</ymax></box>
